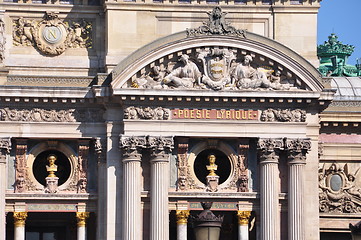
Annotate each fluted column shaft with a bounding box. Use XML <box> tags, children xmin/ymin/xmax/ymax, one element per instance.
<box><xmin>14</xmin><ymin>212</ymin><xmax>27</xmax><ymax>240</ymax></box>
<box><xmin>0</xmin><ymin>139</ymin><xmax>11</xmax><ymax>240</ymax></box>
<box><xmin>120</xmin><ymin>136</ymin><xmax>145</xmax><ymax>240</ymax></box>
<box><xmin>258</xmin><ymin>138</ymin><xmax>283</xmax><ymax>240</ymax></box>
<box><xmin>286</xmin><ymin>139</ymin><xmax>310</xmax><ymax>240</ymax></box>
<box><xmin>149</xmin><ymin>136</ymin><xmax>174</xmax><ymax>240</ymax></box>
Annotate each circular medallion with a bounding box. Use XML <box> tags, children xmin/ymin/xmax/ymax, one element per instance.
<box><xmin>42</xmin><ymin>26</ymin><xmax>63</xmax><ymax>44</ymax></box>
<box><xmin>330</xmin><ymin>174</ymin><xmax>343</xmax><ymax>192</ymax></box>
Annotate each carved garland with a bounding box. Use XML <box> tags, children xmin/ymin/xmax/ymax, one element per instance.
<box><xmin>124</xmin><ymin>106</ymin><xmax>171</xmax><ymax>120</ymax></box>
<box><xmin>260</xmin><ymin>109</ymin><xmax>306</xmax><ymax>122</ymax></box>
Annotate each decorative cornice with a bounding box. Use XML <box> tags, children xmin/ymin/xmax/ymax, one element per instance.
<box><xmin>13</xmin><ymin>212</ymin><xmax>27</xmax><ymax>227</ymax></box>
<box><xmin>260</xmin><ymin>109</ymin><xmax>306</xmax><ymax>122</ymax></box>
<box><xmin>76</xmin><ymin>212</ymin><xmax>90</xmax><ymax>227</ymax></box>
<box><xmin>237</xmin><ymin>210</ymin><xmax>251</xmax><ymax>225</ymax></box>
<box><xmin>7</xmin><ymin>75</ymin><xmax>94</xmax><ymax>86</ymax></box>
<box><xmin>176</xmin><ymin>210</ymin><xmax>190</xmax><ymax>224</ymax></box>
<box><xmin>124</xmin><ymin>106</ymin><xmax>171</xmax><ymax>120</ymax></box>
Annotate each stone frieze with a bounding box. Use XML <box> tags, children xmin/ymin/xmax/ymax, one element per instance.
<box><xmin>260</xmin><ymin>108</ymin><xmax>306</xmax><ymax>122</ymax></box>
<box><xmin>12</xmin><ymin>12</ymin><xmax>92</xmax><ymax>55</ymax></box>
<box><xmin>124</xmin><ymin>106</ymin><xmax>170</xmax><ymax>120</ymax></box>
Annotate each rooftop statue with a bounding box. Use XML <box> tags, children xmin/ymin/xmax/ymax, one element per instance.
<box><xmin>317</xmin><ymin>33</ymin><xmax>361</xmax><ymax>77</ymax></box>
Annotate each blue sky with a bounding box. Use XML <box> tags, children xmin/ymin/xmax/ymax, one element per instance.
<box><xmin>318</xmin><ymin>0</ymin><xmax>361</xmax><ymax>65</ymax></box>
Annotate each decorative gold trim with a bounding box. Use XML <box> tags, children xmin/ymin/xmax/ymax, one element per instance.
<box><xmin>76</xmin><ymin>212</ymin><xmax>90</xmax><ymax>227</ymax></box>
<box><xmin>237</xmin><ymin>211</ymin><xmax>251</xmax><ymax>225</ymax></box>
<box><xmin>13</xmin><ymin>212</ymin><xmax>27</xmax><ymax>227</ymax></box>
<box><xmin>176</xmin><ymin>210</ymin><xmax>190</xmax><ymax>225</ymax></box>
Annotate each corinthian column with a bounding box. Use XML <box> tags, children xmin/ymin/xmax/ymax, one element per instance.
<box><xmin>258</xmin><ymin>138</ymin><xmax>283</xmax><ymax>240</ymax></box>
<box><xmin>119</xmin><ymin>136</ymin><xmax>146</xmax><ymax>240</ymax></box>
<box><xmin>148</xmin><ymin>136</ymin><xmax>174</xmax><ymax>240</ymax></box>
<box><xmin>76</xmin><ymin>212</ymin><xmax>90</xmax><ymax>240</ymax></box>
<box><xmin>0</xmin><ymin>138</ymin><xmax>11</xmax><ymax>240</ymax></box>
<box><xmin>176</xmin><ymin>210</ymin><xmax>190</xmax><ymax>240</ymax></box>
<box><xmin>237</xmin><ymin>211</ymin><xmax>251</xmax><ymax>240</ymax></box>
<box><xmin>14</xmin><ymin>212</ymin><xmax>27</xmax><ymax>240</ymax></box>
<box><xmin>285</xmin><ymin>138</ymin><xmax>311</xmax><ymax>240</ymax></box>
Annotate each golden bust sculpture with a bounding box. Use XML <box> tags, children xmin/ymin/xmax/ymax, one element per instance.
<box><xmin>46</xmin><ymin>154</ymin><xmax>58</xmax><ymax>178</ymax></box>
<box><xmin>206</xmin><ymin>154</ymin><xmax>218</xmax><ymax>176</ymax></box>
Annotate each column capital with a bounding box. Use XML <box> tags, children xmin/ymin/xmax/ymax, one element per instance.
<box><xmin>119</xmin><ymin>135</ymin><xmax>146</xmax><ymax>160</ymax></box>
<box><xmin>285</xmin><ymin>138</ymin><xmax>311</xmax><ymax>165</ymax></box>
<box><xmin>176</xmin><ymin>210</ymin><xmax>190</xmax><ymax>225</ymax></box>
<box><xmin>76</xmin><ymin>212</ymin><xmax>90</xmax><ymax>227</ymax></box>
<box><xmin>148</xmin><ymin>136</ymin><xmax>174</xmax><ymax>162</ymax></box>
<box><xmin>237</xmin><ymin>210</ymin><xmax>251</xmax><ymax>225</ymax></box>
<box><xmin>0</xmin><ymin>138</ymin><xmax>11</xmax><ymax>163</ymax></box>
<box><xmin>13</xmin><ymin>212</ymin><xmax>27</xmax><ymax>227</ymax></box>
<box><xmin>257</xmin><ymin>138</ymin><xmax>283</xmax><ymax>164</ymax></box>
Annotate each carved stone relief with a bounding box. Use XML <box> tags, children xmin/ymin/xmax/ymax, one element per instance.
<box><xmin>124</xmin><ymin>106</ymin><xmax>171</xmax><ymax>120</ymax></box>
<box><xmin>130</xmin><ymin>47</ymin><xmax>301</xmax><ymax>91</ymax></box>
<box><xmin>95</xmin><ymin>137</ymin><xmax>106</xmax><ymax>164</ymax></box>
<box><xmin>319</xmin><ymin>163</ymin><xmax>361</xmax><ymax>213</ymax></box>
<box><xmin>0</xmin><ymin>138</ymin><xmax>11</xmax><ymax>164</ymax></box>
<box><xmin>186</xmin><ymin>7</ymin><xmax>246</xmax><ymax>38</ymax></box>
<box><xmin>260</xmin><ymin>109</ymin><xmax>306</xmax><ymax>122</ymax></box>
<box><xmin>77</xmin><ymin>141</ymin><xmax>89</xmax><ymax>193</ymax></box>
<box><xmin>237</xmin><ymin>145</ymin><xmax>249</xmax><ymax>192</ymax></box>
<box><xmin>15</xmin><ymin>140</ymin><xmax>28</xmax><ymax>193</ymax></box>
<box><xmin>0</xmin><ymin>108</ymin><xmax>103</xmax><ymax>122</ymax></box>
<box><xmin>13</xmin><ymin>12</ymin><xmax>92</xmax><ymax>55</ymax></box>
<box><xmin>0</xmin><ymin>18</ymin><xmax>5</xmax><ymax>64</ymax></box>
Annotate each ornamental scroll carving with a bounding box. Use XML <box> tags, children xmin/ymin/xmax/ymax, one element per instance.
<box><xmin>13</xmin><ymin>12</ymin><xmax>92</xmax><ymax>55</ymax></box>
<box><xmin>0</xmin><ymin>18</ymin><xmax>5</xmax><ymax>64</ymax></box>
<box><xmin>15</xmin><ymin>140</ymin><xmax>28</xmax><ymax>193</ymax></box>
<box><xmin>319</xmin><ymin>163</ymin><xmax>361</xmax><ymax>213</ymax></box>
<box><xmin>260</xmin><ymin>109</ymin><xmax>306</xmax><ymax>122</ymax></box>
<box><xmin>186</xmin><ymin>7</ymin><xmax>246</xmax><ymax>38</ymax></box>
<box><xmin>130</xmin><ymin>48</ymin><xmax>299</xmax><ymax>91</ymax></box>
<box><xmin>77</xmin><ymin>141</ymin><xmax>89</xmax><ymax>193</ymax></box>
<box><xmin>124</xmin><ymin>106</ymin><xmax>171</xmax><ymax>120</ymax></box>
<box><xmin>237</xmin><ymin>145</ymin><xmax>249</xmax><ymax>192</ymax></box>
<box><xmin>0</xmin><ymin>108</ymin><xmax>103</xmax><ymax>122</ymax></box>
<box><xmin>177</xmin><ymin>140</ymin><xmax>189</xmax><ymax>191</ymax></box>
<box><xmin>0</xmin><ymin>138</ymin><xmax>11</xmax><ymax>164</ymax></box>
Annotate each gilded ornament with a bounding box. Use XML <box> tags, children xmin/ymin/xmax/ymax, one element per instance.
<box><xmin>76</xmin><ymin>212</ymin><xmax>90</xmax><ymax>227</ymax></box>
<box><xmin>176</xmin><ymin>210</ymin><xmax>190</xmax><ymax>224</ymax></box>
<box><xmin>13</xmin><ymin>212</ymin><xmax>28</xmax><ymax>227</ymax></box>
<box><xmin>237</xmin><ymin>211</ymin><xmax>251</xmax><ymax>225</ymax></box>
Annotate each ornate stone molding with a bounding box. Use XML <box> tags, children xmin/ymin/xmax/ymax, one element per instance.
<box><xmin>76</xmin><ymin>212</ymin><xmax>90</xmax><ymax>227</ymax></box>
<box><xmin>0</xmin><ymin>18</ymin><xmax>5</xmax><ymax>64</ymax></box>
<box><xmin>13</xmin><ymin>212</ymin><xmax>27</xmax><ymax>227</ymax></box>
<box><xmin>0</xmin><ymin>108</ymin><xmax>103</xmax><ymax>122</ymax></box>
<box><xmin>119</xmin><ymin>135</ymin><xmax>147</xmax><ymax>159</ymax></box>
<box><xmin>94</xmin><ymin>137</ymin><xmax>106</xmax><ymax>164</ymax></box>
<box><xmin>148</xmin><ymin>136</ymin><xmax>174</xmax><ymax>157</ymax></box>
<box><xmin>177</xmin><ymin>140</ymin><xmax>189</xmax><ymax>191</ymax></box>
<box><xmin>15</xmin><ymin>140</ymin><xmax>28</xmax><ymax>193</ymax></box>
<box><xmin>13</xmin><ymin>12</ymin><xmax>92</xmax><ymax>55</ymax></box>
<box><xmin>285</xmin><ymin>138</ymin><xmax>311</xmax><ymax>164</ymax></box>
<box><xmin>237</xmin><ymin>211</ymin><xmax>251</xmax><ymax>225</ymax></box>
<box><xmin>237</xmin><ymin>145</ymin><xmax>249</xmax><ymax>192</ymax></box>
<box><xmin>260</xmin><ymin>109</ymin><xmax>306</xmax><ymax>122</ymax></box>
<box><xmin>77</xmin><ymin>141</ymin><xmax>89</xmax><ymax>193</ymax></box>
<box><xmin>124</xmin><ymin>106</ymin><xmax>171</xmax><ymax>120</ymax></box>
<box><xmin>187</xmin><ymin>7</ymin><xmax>246</xmax><ymax>38</ymax></box>
<box><xmin>176</xmin><ymin>210</ymin><xmax>190</xmax><ymax>224</ymax></box>
<box><xmin>0</xmin><ymin>138</ymin><xmax>11</xmax><ymax>164</ymax></box>
<box><xmin>257</xmin><ymin>138</ymin><xmax>284</xmax><ymax>164</ymax></box>
<box><xmin>7</xmin><ymin>75</ymin><xmax>94</xmax><ymax>86</ymax></box>
<box><xmin>319</xmin><ymin>163</ymin><xmax>361</xmax><ymax>213</ymax></box>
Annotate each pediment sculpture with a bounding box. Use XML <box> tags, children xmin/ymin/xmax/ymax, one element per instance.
<box><xmin>319</xmin><ymin>163</ymin><xmax>361</xmax><ymax>213</ymax></box>
<box><xmin>130</xmin><ymin>47</ymin><xmax>298</xmax><ymax>91</ymax></box>
<box><xmin>13</xmin><ymin>12</ymin><xmax>92</xmax><ymax>55</ymax></box>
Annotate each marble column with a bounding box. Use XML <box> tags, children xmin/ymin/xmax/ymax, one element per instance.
<box><xmin>13</xmin><ymin>212</ymin><xmax>27</xmax><ymax>240</ymax></box>
<box><xmin>237</xmin><ymin>211</ymin><xmax>251</xmax><ymax>240</ymax></box>
<box><xmin>258</xmin><ymin>138</ymin><xmax>283</xmax><ymax>240</ymax></box>
<box><xmin>176</xmin><ymin>210</ymin><xmax>190</xmax><ymax>240</ymax></box>
<box><xmin>119</xmin><ymin>136</ymin><xmax>146</xmax><ymax>240</ymax></box>
<box><xmin>76</xmin><ymin>212</ymin><xmax>90</xmax><ymax>240</ymax></box>
<box><xmin>285</xmin><ymin>139</ymin><xmax>311</xmax><ymax>240</ymax></box>
<box><xmin>0</xmin><ymin>138</ymin><xmax>11</xmax><ymax>240</ymax></box>
<box><xmin>149</xmin><ymin>136</ymin><xmax>174</xmax><ymax>240</ymax></box>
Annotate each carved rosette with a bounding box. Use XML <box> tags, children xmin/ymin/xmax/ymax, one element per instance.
<box><xmin>119</xmin><ymin>136</ymin><xmax>147</xmax><ymax>159</ymax></box>
<box><xmin>0</xmin><ymin>138</ymin><xmax>11</xmax><ymax>164</ymax></box>
<box><xmin>176</xmin><ymin>210</ymin><xmax>190</xmax><ymax>224</ymax></box>
<box><xmin>237</xmin><ymin>211</ymin><xmax>251</xmax><ymax>225</ymax></box>
<box><xmin>76</xmin><ymin>212</ymin><xmax>90</xmax><ymax>227</ymax></box>
<box><xmin>124</xmin><ymin>106</ymin><xmax>171</xmax><ymax>120</ymax></box>
<box><xmin>285</xmin><ymin>138</ymin><xmax>311</xmax><ymax>164</ymax></box>
<box><xmin>260</xmin><ymin>109</ymin><xmax>306</xmax><ymax>122</ymax></box>
<box><xmin>13</xmin><ymin>212</ymin><xmax>28</xmax><ymax>227</ymax></box>
<box><xmin>257</xmin><ymin>138</ymin><xmax>284</xmax><ymax>164</ymax></box>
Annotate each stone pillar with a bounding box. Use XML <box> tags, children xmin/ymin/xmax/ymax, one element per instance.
<box><xmin>176</xmin><ymin>210</ymin><xmax>190</xmax><ymax>240</ymax></box>
<box><xmin>95</xmin><ymin>138</ymin><xmax>106</xmax><ymax>240</ymax></box>
<box><xmin>0</xmin><ymin>138</ymin><xmax>11</xmax><ymax>240</ymax></box>
<box><xmin>237</xmin><ymin>211</ymin><xmax>251</xmax><ymax>240</ymax></box>
<box><xmin>76</xmin><ymin>212</ymin><xmax>90</xmax><ymax>240</ymax></box>
<box><xmin>13</xmin><ymin>212</ymin><xmax>27</xmax><ymax>240</ymax></box>
<box><xmin>258</xmin><ymin>138</ymin><xmax>283</xmax><ymax>240</ymax></box>
<box><xmin>285</xmin><ymin>138</ymin><xmax>311</xmax><ymax>240</ymax></box>
<box><xmin>119</xmin><ymin>136</ymin><xmax>146</xmax><ymax>240</ymax></box>
<box><xmin>149</xmin><ymin>136</ymin><xmax>174</xmax><ymax>240</ymax></box>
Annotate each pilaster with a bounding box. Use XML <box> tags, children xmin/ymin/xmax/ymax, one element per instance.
<box><xmin>0</xmin><ymin>138</ymin><xmax>11</xmax><ymax>240</ymax></box>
